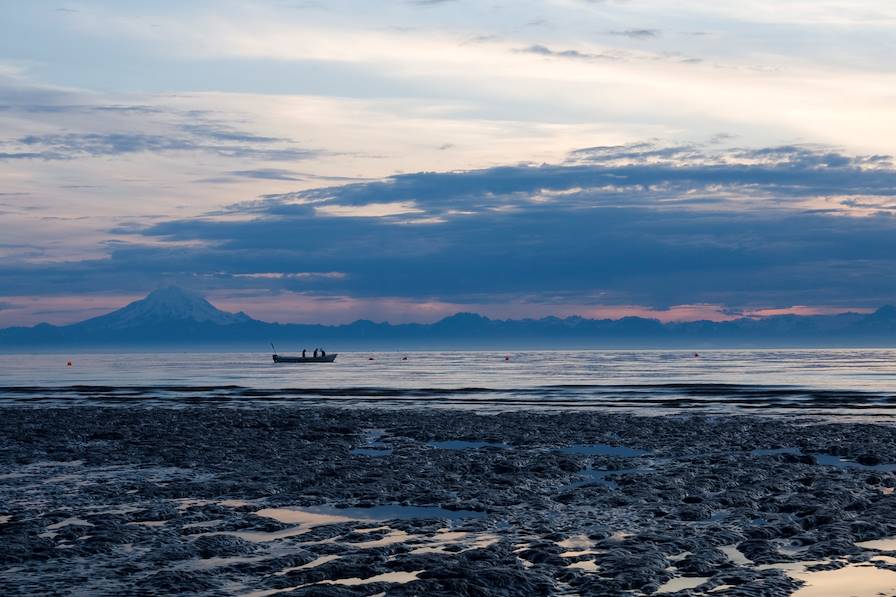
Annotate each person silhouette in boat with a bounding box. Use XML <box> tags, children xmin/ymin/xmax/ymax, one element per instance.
<box><xmin>313</xmin><ymin>348</ymin><xmax>318</xmax><ymax>358</ymax></box>
<box><xmin>320</xmin><ymin>349</ymin><xmax>326</xmax><ymax>357</ymax></box>
<box><xmin>302</xmin><ymin>349</ymin><xmax>306</xmax><ymax>358</ymax></box>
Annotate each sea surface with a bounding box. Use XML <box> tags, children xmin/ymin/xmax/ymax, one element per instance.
<box><xmin>2</xmin><ymin>349</ymin><xmax>896</xmax><ymax>417</ymax></box>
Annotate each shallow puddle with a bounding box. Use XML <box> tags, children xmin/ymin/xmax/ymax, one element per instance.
<box><xmin>46</xmin><ymin>517</ymin><xmax>93</xmax><ymax>530</ymax></box>
<box><xmin>790</xmin><ymin>563</ymin><xmax>896</xmax><ymax>596</ymax></box>
<box><xmin>347</xmin><ymin>529</ymin><xmax>416</xmax><ymax>548</ymax></box>
<box><xmin>557</xmin><ymin>534</ymin><xmax>593</xmax><ymax>550</ymax></box>
<box><xmin>351</xmin><ymin>429</ymin><xmax>392</xmax><ymax>456</ymax></box>
<box><xmin>257</xmin><ymin>504</ymin><xmax>486</xmax><ymax>525</ymax></box>
<box><xmin>751</xmin><ymin>448</ymin><xmax>896</xmax><ymax>471</ymax></box>
<box><xmin>254</xmin><ymin>508</ymin><xmax>358</xmax><ymax>526</ymax></box>
<box><xmin>775</xmin><ymin>541</ymin><xmax>813</xmax><ymax>558</ymax></box>
<box><xmin>560</xmin><ymin>549</ymin><xmax>602</xmax><ymax>557</ymax></box>
<box><xmin>560</xmin><ymin>444</ymin><xmax>647</xmax><ymax>457</ymax></box>
<box><xmin>856</xmin><ymin>536</ymin><xmax>896</xmax><ymax>551</ymax></box>
<box><xmin>209</xmin><ymin>526</ymin><xmax>317</xmax><ymax>543</ymax></box>
<box><xmin>751</xmin><ymin>447</ymin><xmax>801</xmax><ymax>457</ymax></box>
<box><xmin>814</xmin><ymin>454</ymin><xmax>896</xmax><ymax>472</ymax></box>
<box><xmin>324</xmin><ymin>570</ymin><xmax>423</xmax><ymax>587</ymax></box>
<box><xmin>361</xmin><ymin>429</ymin><xmax>386</xmax><ymax>443</ymax></box>
<box><xmin>757</xmin><ymin>560</ymin><xmax>828</xmax><ymax>572</ymax></box>
<box><xmin>428</xmin><ymin>440</ymin><xmax>509</xmax><ymax>450</ymax></box>
<box><xmin>654</xmin><ymin>575</ymin><xmax>709</xmax><ymax>594</ymax></box>
<box><xmin>609</xmin><ymin>530</ymin><xmax>633</xmax><ymax>542</ymax></box>
<box><xmin>276</xmin><ymin>554</ymin><xmax>341</xmax><ymax>575</ymax></box>
<box><xmin>220</xmin><ymin>499</ymin><xmax>253</xmax><ymax>508</ymax></box>
<box><xmin>719</xmin><ymin>544</ymin><xmax>751</xmax><ymax>566</ymax></box>
<box><xmin>356</xmin><ymin>525</ymin><xmax>391</xmax><ymax>533</ymax></box>
<box><xmin>227</xmin><ymin>505</ymin><xmax>485</xmax><ymax>544</ymax></box>
<box><xmin>408</xmin><ymin>531</ymin><xmax>498</xmax><ymax>554</ymax></box>
<box><xmin>248</xmin><ymin>570</ymin><xmax>422</xmax><ymax>597</ymax></box>
<box><xmin>566</xmin><ymin>560</ymin><xmax>598</xmax><ymax>572</ymax></box>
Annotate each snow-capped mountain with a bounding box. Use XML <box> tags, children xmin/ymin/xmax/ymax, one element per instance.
<box><xmin>73</xmin><ymin>286</ymin><xmax>253</xmax><ymax>330</ymax></box>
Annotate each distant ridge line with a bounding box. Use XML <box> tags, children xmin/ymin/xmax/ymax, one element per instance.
<box><xmin>1</xmin><ymin>287</ymin><xmax>895</xmax><ymax>348</ymax></box>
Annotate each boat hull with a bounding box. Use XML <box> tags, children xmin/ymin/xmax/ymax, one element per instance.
<box><xmin>272</xmin><ymin>354</ymin><xmax>337</xmax><ymax>363</ymax></box>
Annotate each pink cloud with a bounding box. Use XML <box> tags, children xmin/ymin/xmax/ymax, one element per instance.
<box><xmin>742</xmin><ymin>305</ymin><xmax>874</xmax><ymax>318</ymax></box>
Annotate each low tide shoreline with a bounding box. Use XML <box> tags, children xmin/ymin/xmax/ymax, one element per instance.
<box><xmin>3</xmin><ymin>406</ymin><xmax>896</xmax><ymax>595</ymax></box>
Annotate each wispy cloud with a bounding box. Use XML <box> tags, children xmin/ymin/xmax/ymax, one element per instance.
<box><xmin>3</xmin><ymin>131</ymin><xmax>319</xmax><ymax>161</ymax></box>
<box><xmin>227</xmin><ymin>169</ymin><xmax>304</xmax><ymax>181</ymax></box>
<box><xmin>609</xmin><ymin>29</ymin><xmax>660</xmax><ymax>39</ymax></box>
<box><xmin>515</xmin><ymin>44</ymin><xmax>618</xmax><ymax>62</ymax></box>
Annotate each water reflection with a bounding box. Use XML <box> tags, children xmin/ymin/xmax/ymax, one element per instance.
<box><xmin>5</xmin><ymin>349</ymin><xmax>896</xmax><ymax>417</ymax></box>
<box><xmin>257</xmin><ymin>504</ymin><xmax>486</xmax><ymax>525</ymax></box>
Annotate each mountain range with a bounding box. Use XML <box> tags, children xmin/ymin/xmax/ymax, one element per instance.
<box><xmin>2</xmin><ymin>286</ymin><xmax>896</xmax><ymax>350</ymax></box>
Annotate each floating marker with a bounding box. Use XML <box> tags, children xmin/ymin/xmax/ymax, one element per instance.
<box><xmin>67</xmin><ymin>361</ymin><xmax>72</xmax><ymax>367</ymax></box>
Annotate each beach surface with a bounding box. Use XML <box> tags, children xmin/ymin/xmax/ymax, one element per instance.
<box><xmin>3</xmin><ymin>405</ymin><xmax>896</xmax><ymax>596</ymax></box>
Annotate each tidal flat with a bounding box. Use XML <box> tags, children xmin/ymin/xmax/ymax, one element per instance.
<box><xmin>3</xmin><ymin>407</ymin><xmax>896</xmax><ymax>596</ymax></box>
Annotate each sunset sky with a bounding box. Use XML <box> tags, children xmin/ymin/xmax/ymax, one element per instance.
<box><xmin>2</xmin><ymin>0</ymin><xmax>896</xmax><ymax>326</ymax></box>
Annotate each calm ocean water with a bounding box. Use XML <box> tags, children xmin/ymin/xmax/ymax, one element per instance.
<box><xmin>2</xmin><ymin>349</ymin><xmax>896</xmax><ymax>416</ymax></box>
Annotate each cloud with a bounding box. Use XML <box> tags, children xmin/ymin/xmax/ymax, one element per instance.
<box><xmin>4</xmin><ymin>144</ymin><xmax>896</xmax><ymax>317</ymax></box>
<box><xmin>228</xmin><ymin>169</ymin><xmax>304</xmax><ymax>181</ymax></box>
<box><xmin>232</xmin><ymin>272</ymin><xmax>346</xmax><ymax>280</ymax></box>
<box><xmin>514</xmin><ymin>43</ymin><xmax>700</xmax><ymax>66</ymax></box>
<box><xmin>515</xmin><ymin>44</ymin><xmax>618</xmax><ymax>62</ymax></box>
<box><xmin>0</xmin><ymin>103</ymin><xmax>163</xmax><ymax>115</ymax></box>
<box><xmin>18</xmin><ymin>132</ymin><xmax>199</xmax><ymax>156</ymax></box>
<box><xmin>0</xmin><ymin>77</ymin><xmax>320</xmax><ymax>163</ymax></box>
<box><xmin>180</xmin><ymin>123</ymin><xmax>285</xmax><ymax>144</ymax></box>
<box><xmin>0</xmin><ymin>151</ymin><xmax>46</xmax><ymax>159</ymax></box>
<box><xmin>609</xmin><ymin>29</ymin><xmax>660</xmax><ymax>39</ymax></box>
<box><xmin>3</xmin><ymin>131</ymin><xmax>320</xmax><ymax>161</ymax></box>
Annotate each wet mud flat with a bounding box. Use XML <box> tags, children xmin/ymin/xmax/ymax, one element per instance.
<box><xmin>3</xmin><ymin>407</ymin><xmax>896</xmax><ymax>596</ymax></box>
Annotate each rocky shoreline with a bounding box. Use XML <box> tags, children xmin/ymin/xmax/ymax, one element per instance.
<box><xmin>2</xmin><ymin>406</ymin><xmax>896</xmax><ymax>596</ymax></box>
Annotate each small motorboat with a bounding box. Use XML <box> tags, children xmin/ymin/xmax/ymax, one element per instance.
<box><xmin>273</xmin><ymin>353</ymin><xmax>337</xmax><ymax>363</ymax></box>
<box><xmin>271</xmin><ymin>344</ymin><xmax>337</xmax><ymax>363</ymax></box>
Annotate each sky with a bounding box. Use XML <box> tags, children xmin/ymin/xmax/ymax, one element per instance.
<box><xmin>1</xmin><ymin>0</ymin><xmax>896</xmax><ymax>326</ymax></box>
